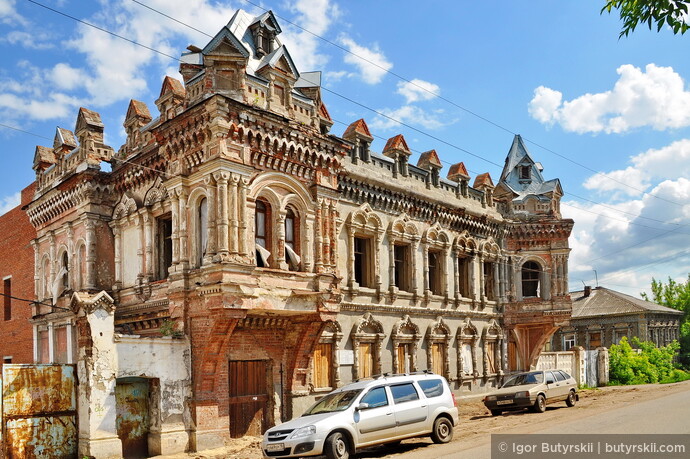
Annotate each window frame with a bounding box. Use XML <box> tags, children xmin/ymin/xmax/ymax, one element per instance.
<box><xmin>521</xmin><ymin>261</ymin><xmax>541</xmax><ymax>298</ymax></box>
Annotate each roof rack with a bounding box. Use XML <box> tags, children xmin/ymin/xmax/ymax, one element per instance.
<box><xmin>355</xmin><ymin>369</ymin><xmax>435</xmax><ymax>382</ymax></box>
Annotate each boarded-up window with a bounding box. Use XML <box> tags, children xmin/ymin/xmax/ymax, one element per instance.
<box><xmin>55</xmin><ymin>326</ymin><xmax>68</xmax><ymax>363</ymax></box>
<box><xmin>274</xmin><ymin>85</ymin><xmax>285</xmax><ymax>104</ymax></box>
<box><xmin>461</xmin><ymin>343</ymin><xmax>474</xmax><ymax>375</ymax></box>
<box><xmin>589</xmin><ymin>332</ymin><xmax>601</xmax><ymax>349</ymax></box>
<box><xmin>431</xmin><ymin>343</ymin><xmax>446</xmax><ymax>375</ymax></box>
<box><xmin>359</xmin><ymin>342</ymin><xmax>373</xmax><ymax>378</ymax></box>
<box><xmin>39</xmin><ymin>329</ymin><xmax>49</xmax><ymax>363</ymax></box>
<box><xmin>486</xmin><ymin>342</ymin><xmax>496</xmax><ymax>374</ymax></box>
<box><xmin>313</xmin><ymin>343</ymin><xmax>332</xmax><ymax>388</ymax></box>
<box><xmin>397</xmin><ymin>344</ymin><xmax>412</xmax><ymax>374</ymax></box>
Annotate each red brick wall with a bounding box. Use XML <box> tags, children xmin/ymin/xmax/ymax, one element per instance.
<box><xmin>0</xmin><ymin>183</ymin><xmax>37</xmax><ymax>363</ymax></box>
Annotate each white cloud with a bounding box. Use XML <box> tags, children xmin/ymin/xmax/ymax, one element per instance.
<box><xmin>280</xmin><ymin>0</ymin><xmax>340</xmax><ymax>71</ymax></box>
<box><xmin>0</xmin><ymin>191</ymin><xmax>20</xmax><ymax>217</ymax></box>
<box><xmin>370</xmin><ymin>106</ymin><xmax>453</xmax><ymax>131</ymax></box>
<box><xmin>0</xmin><ymin>0</ymin><xmax>26</xmax><ymax>26</ymax></box>
<box><xmin>51</xmin><ymin>63</ymin><xmax>82</xmax><ymax>91</ymax></box>
<box><xmin>338</xmin><ymin>35</ymin><xmax>392</xmax><ymax>84</ymax></box>
<box><xmin>565</xmin><ymin>159</ymin><xmax>690</xmax><ymax>297</ymax></box>
<box><xmin>2</xmin><ymin>30</ymin><xmax>54</xmax><ymax>49</ymax></box>
<box><xmin>396</xmin><ymin>79</ymin><xmax>440</xmax><ymax>103</ymax></box>
<box><xmin>584</xmin><ymin>139</ymin><xmax>690</xmax><ymax>196</ymax></box>
<box><xmin>529</xmin><ymin>64</ymin><xmax>690</xmax><ymax>133</ymax></box>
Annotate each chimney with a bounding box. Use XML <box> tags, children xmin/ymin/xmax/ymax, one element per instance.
<box><xmin>584</xmin><ymin>286</ymin><xmax>592</xmax><ymax>297</ymax></box>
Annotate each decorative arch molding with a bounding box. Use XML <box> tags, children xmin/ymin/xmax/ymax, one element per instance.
<box><xmin>345</xmin><ymin>204</ymin><xmax>384</xmax><ymax>294</ymax></box>
<box><xmin>112</xmin><ymin>193</ymin><xmax>139</xmax><ymax>221</ymax></box>
<box><xmin>482</xmin><ymin>319</ymin><xmax>504</xmax><ymax>380</ymax></box>
<box><xmin>143</xmin><ymin>177</ymin><xmax>170</xmax><ymax>207</ymax></box>
<box><xmin>387</xmin><ymin>213</ymin><xmax>419</xmax><ymax>240</ymax></box>
<box><xmin>426</xmin><ymin>316</ymin><xmax>451</xmax><ymax>380</ymax></box>
<box><xmin>457</xmin><ymin>317</ymin><xmax>479</xmax><ymax>380</ymax></box>
<box><xmin>314</xmin><ymin>320</ymin><xmax>344</xmax><ymax>389</ymax></box>
<box><xmin>391</xmin><ymin>314</ymin><xmax>421</xmax><ymax>374</ymax></box>
<box><xmin>421</xmin><ymin>223</ymin><xmax>450</xmax><ymax>301</ymax></box>
<box><xmin>350</xmin><ymin>312</ymin><xmax>385</xmax><ymax>380</ymax></box>
<box><xmin>249</xmin><ymin>171</ymin><xmax>314</xmax><ymax>209</ymax></box>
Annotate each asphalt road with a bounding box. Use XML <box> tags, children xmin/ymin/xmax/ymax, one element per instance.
<box><xmin>359</xmin><ymin>382</ymin><xmax>690</xmax><ymax>459</ymax></box>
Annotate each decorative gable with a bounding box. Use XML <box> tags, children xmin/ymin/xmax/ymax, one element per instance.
<box><xmin>382</xmin><ymin>134</ymin><xmax>411</xmax><ymax>158</ymax></box>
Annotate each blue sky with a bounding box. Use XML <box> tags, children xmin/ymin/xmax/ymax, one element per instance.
<box><xmin>2</xmin><ymin>0</ymin><xmax>690</xmax><ymax>299</ymax></box>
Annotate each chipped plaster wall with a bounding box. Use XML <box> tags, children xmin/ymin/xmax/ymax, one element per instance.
<box><xmin>115</xmin><ymin>335</ymin><xmax>192</xmax><ymax>455</ymax></box>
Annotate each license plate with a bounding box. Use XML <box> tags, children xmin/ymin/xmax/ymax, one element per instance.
<box><xmin>497</xmin><ymin>400</ymin><xmax>513</xmax><ymax>405</ymax></box>
<box><xmin>266</xmin><ymin>443</ymin><xmax>284</xmax><ymax>452</ymax></box>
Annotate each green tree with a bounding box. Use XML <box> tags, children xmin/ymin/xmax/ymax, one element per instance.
<box><xmin>602</xmin><ymin>0</ymin><xmax>690</xmax><ymax>37</ymax></box>
<box><xmin>641</xmin><ymin>274</ymin><xmax>690</xmax><ymax>367</ymax></box>
<box><xmin>609</xmin><ymin>337</ymin><xmax>680</xmax><ymax>384</ymax></box>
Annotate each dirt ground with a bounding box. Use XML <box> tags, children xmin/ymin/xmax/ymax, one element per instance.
<box><xmin>155</xmin><ymin>380</ymin><xmax>690</xmax><ymax>459</ymax></box>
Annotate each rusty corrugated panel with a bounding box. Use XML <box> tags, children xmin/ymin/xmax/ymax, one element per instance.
<box><xmin>2</xmin><ymin>364</ymin><xmax>77</xmax><ymax>459</ymax></box>
<box><xmin>2</xmin><ymin>364</ymin><xmax>76</xmax><ymax>416</ymax></box>
<box><xmin>6</xmin><ymin>416</ymin><xmax>77</xmax><ymax>458</ymax></box>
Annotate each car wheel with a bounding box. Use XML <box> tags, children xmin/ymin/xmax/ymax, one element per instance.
<box><xmin>430</xmin><ymin>416</ymin><xmax>454</xmax><ymax>444</ymax></box>
<box><xmin>324</xmin><ymin>431</ymin><xmax>350</xmax><ymax>459</ymax></box>
<box><xmin>491</xmin><ymin>410</ymin><xmax>502</xmax><ymax>416</ymax></box>
<box><xmin>566</xmin><ymin>390</ymin><xmax>577</xmax><ymax>407</ymax></box>
<box><xmin>532</xmin><ymin>394</ymin><xmax>546</xmax><ymax>413</ymax></box>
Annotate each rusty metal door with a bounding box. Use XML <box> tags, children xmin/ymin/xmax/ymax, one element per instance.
<box><xmin>228</xmin><ymin>360</ymin><xmax>269</xmax><ymax>438</ymax></box>
<box><xmin>115</xmin><ymin>378</ymin><xmax>150</xmax><ymax>458</ymax></box>
<box><xmin>2</xmin><ymin>364</ymin><xmax>77</xmax><ymax>459</ymax></box>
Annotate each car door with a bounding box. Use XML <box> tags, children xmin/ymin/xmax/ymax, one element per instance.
<box><xmin>355</xmin><ymin>386</ymin><xmax>397</xmax><ymax>445</ymax></box>
<box><xmin>389</xmin><ymin>382</ymin><xmax>429</xmax><ymax>436</ymax></box>
<box><xmin>545</xmin><ymin>371</ymin><xmax>567</xmax><ymax>401</ymax></box>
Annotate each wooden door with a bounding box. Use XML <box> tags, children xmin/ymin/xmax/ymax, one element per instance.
<box><xmin>228</xmin><ymin>360</ymin><xmax>269</xmax><ymax>438</ymax></box>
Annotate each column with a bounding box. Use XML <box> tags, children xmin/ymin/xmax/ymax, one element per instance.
<box><xmin>468</xmin><ymin>254</ymin><xmax>477</xmax><ymax>301</ymax></box>
<box><xmin>321</xmin><ymin>201</ymin><xmax>331</xmax><ymax>268</ymax></box>
<box><xmin>33</xmin><ymin>324</ymin><xmax>39</xmax><ymax>363</ymax></box>
<box><xmin>205</xmin><ymin>175</ymin><xmax>217</xmax><ymax>259</ymax></box>
<box><xmin>48</xmin><ymin>322</ymin><xmax>55</xmax><ymax>363</ymax></box>
<box><xmin>314</xmin><ymin>201</ymin><xmax>323</xmax><ymax>272</ymax></box>
<box><xmin>112</xmin><ymin>224</ymin><xmax>122</xmax><ymax>288</ymax></box>
<box><xmin>238</xmin><ymin>178</ymin><xmax>249</xmax><ymax>256</ymax></box>
<box><xmin>215</xmin><ymin>173</ymin><xmax>230</xmax><ymax>257</ymax></box>
<box><xmin>178</xmin><ymin>190</ymin><xmax>189</xmax><ymax>267</ymax></box>
<box><xmin>493</xmin><ymin>261</ymin><xmax>500</xmax><ymax>301</ymax></box>
<box><xmin>422</xmin><ymin>243</ymin><xmax>429</xmax><ymax>294</ymax></box>
<box><xmin>277</xmin><ymin>211</ymin><xmax>287</xmax><ymax>269</ymax></box>
<box><xmin>144</xmin><ymin>211</ymin><xmax>154</xmax><ymax>280</ymax></box>
<box><xmin>329</xmin><ymin>202</ymin><xmax>338</xmax><ymax>268</ymax></box>
<box><xmin>171</xmin><ymin>192</ymin><xmax>180</xmax><ymax>265</ymax></box>
<box><xmin>136</xmin><ymin>214</ymin><xmax>144</xmax><ymax>278</ymax></box>
<box><xmin>388</xmin><ymin>240</ymin><xmax>395</xmax><ymax>291</ymax></box>
<box><xmin>31</xmin><ymin>240</ymin><xmax>40</xmax><ymax>298</ymax></box>
<box><xmin>228</xmin><ymin>174</ymin><xmax>237</xmax><ymax>254</ymax></box>
<box><xmin>66</xmin><ymin>321</ymin><xmax>74</xmax><ymax>364</ymax></box>
<box><xmin>347</xmin><ymin>227</ymin><xmax>355</xmax><ymax>288</ymax></box>
<box><xmin>478</xmin><ymin>254</ymin><xmax>485</xmax><ymax>301</ymax></box>
<box><xmin>453</xmin><ymin>251</ymin><xmax>460</xmax><ymax>301</ymax></box>
<box><xmin>411</xmin><ymin>240</ymin><xmax>419</xmax><ymax>297</ymax></box>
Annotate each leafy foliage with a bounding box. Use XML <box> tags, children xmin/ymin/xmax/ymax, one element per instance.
<box><xmin>609</xmin><ymin>337</ymin><xmax>680</xmax><ymax>385</ymax></box>
<box><xmin>641</xmin><ymin>275</ymin><xmax>690</xmax><ymax>368</ymax></box>
<box><xmin>602</xmin><ymin>0</ymin><xmax>690</xmax><ymax>37</ymax></box>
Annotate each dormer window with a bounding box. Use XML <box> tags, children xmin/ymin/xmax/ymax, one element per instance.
<box><xmin>519</xmin><ymin>165</ymin><xmax>531</xmax><ymax>181</ymax></box>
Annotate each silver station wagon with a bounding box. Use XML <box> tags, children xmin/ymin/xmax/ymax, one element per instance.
<box><xmin>483</xmin><ymin>369</ymin><xmax>579</xmax><ymax>416</ymax></box>
<box><xmin>262</xmin><ymin>371</ymin><xmax>459</xmax><ymax>459</ymax></box>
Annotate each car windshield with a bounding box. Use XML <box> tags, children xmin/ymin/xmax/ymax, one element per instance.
<box><xmin>502</xmin><ymin>372</ymin><xmax>543</xmax><ymax>387</ymax></box>
<box><xmin>303</xmin><ymin>389</ymin><xmax>362</xmax><ymax>415</ymax></box>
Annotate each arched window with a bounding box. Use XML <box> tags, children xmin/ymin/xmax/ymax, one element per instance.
<box><xmin>522</xmin><ymin>261</ymin><xmax>540</xmax><ymax>298</ymax></box>
<box><xmin>255</xmin><ymin>199</ymin><xmax>271</xmax><ymax>267</ymax></box>
<box><xmin>197</xmin><ymin>197</ymin><xmax>208</xmax><ymax>267</ymax></box>
<box><xmin>284</xmin><ymin>207</ymin><xmax>301</xmax><ymax>271</ymax></box>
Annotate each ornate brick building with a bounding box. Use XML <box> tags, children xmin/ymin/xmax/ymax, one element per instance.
<box><xmin>21</xmin><ymin>9</ymin><xmax>573</xmax><ymax>457</ymax></box>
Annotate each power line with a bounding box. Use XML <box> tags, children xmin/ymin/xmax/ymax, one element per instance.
<box><xmin>17</xmin><ymin>0</ymin><xmax>690</xmax><ymax>283</ymax></box>
<box><xmin>0</xmin><ymin>291</ymin><xmax>70</xmax><ymax>312</ymax></box>
<box><xmin>238</xmin><ymin>0</ymin><xmax>684</xmax><ymax>208</ymax></box>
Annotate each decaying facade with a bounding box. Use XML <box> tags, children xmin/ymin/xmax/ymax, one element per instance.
<box><xmin>22</xmin><ymin>9</ymin><xmax>573</xmax><ymax>457</ymax></box>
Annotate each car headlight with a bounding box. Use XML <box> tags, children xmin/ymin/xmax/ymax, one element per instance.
<box><xmin>514</xmin><ymin>391</ymin><xmax>530</xmax><ymax>398</ymax></box>
<box><xmin>290</xmin><ymin>425</ymin><xmax>316</xmax><ymax>439</ymax></box>
<box><xmin>484</xmin><ymin>395</ymin><xmax>496</xmax><ymax>402</ymax></box>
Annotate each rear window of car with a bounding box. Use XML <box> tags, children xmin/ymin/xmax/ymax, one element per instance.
<box><xmin>390</xmin><ymin>383</ymin><xmax>419</xmax><ymax>404</ymax></box>
<box><xmin>560</xmin><ymin>370</ymin><xmax>570</xmax><ymax>379</ymax></box>
<box><xmin>417</xmin><ymin>379</ymin><xmax>444</xmax><ymax>398</ymax></box>
<box><xmin>554</xmin><ymin>371</ymin><xmax>566</xmax><ymax>382</ymax></box>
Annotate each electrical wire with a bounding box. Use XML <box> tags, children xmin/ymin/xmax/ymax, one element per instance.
<box><xmin>16</xmin><ymin>0</ymin><xmax>690</xmax><ymax>288</ymax></box>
